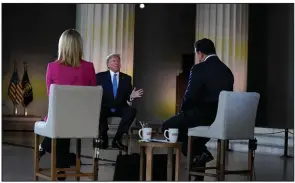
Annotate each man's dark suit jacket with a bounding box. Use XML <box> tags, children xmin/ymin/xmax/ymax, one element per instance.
<box><xmin>181</xmin><ymin>56</ymin><xmax>234</xmax><ymax>126</ymax></box>
<box><xmin>96</xmin><ymin>71</ymin><xmax>132</xmax><ymax>110</ymax></box>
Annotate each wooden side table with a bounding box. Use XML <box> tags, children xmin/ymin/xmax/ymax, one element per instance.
<box><xmin>139</xmin><ymin>142</ymin><xmax>182</xmax><ymax>181</ymax></box>
<box><xmin>128</xmin><ymin>123</ymin><xmax>163</xmax><ymax>154</ymax></box>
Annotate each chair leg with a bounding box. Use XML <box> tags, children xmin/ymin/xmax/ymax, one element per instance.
<box><xmin>216</xmin><ymin>139</ymin><xmax>221</xmax><ymax>180</ymax></box>
<box><xmin>51</xmin><ymin>138</ymin><xmax>57</xmax><ymax>181</ymax></box>
<box><xmin>248</xmin><ymin>148</ymin><xmax>254</xmax><ymax>181</ymax></box>
<box><xmin>34</xmin><ymin>134</ymin><xmax>39</xmax><ymax>181</ymax></box>
<box><xmin>76</xmin><ymin>139</ymin><xmax>81</xmax><ymax>181</ymax></box>
<box><xmin>186</xmin><ymin>136</ymin><xmax>192</xmax><ymax>181</ymax></box>
<box><xmin>219</xmin><ymin>140</ymin><xmax>226</xmax><ymax>181</ymax></box>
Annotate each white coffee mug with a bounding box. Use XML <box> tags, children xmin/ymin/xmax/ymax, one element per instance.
<box><xmin>138</xmin><ymin>127</ymin><xmax>152</xmax><ymax>141</ymax></box>
<box><xmin>164</xmin><ymin>128</ymin><xmax>179</xmax><ymax>143</ymax></box>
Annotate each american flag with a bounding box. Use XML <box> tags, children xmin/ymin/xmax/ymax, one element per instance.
<box><xmin>21</xmin><ymin>62</ymin><xmax>33</xmax><ymax>107</ymax></box>
<box><xmin>8</xmin><ymin>66</ymin><xmax>23</xmax><ymax>105</ymax></box>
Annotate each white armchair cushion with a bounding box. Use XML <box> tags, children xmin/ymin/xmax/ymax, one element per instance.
<box><xmin>107</xmin><ymin>117</ymin><xmax>137</xmax><ymax>127</ymax></box>
<box><xmin>188</xmin><ymin>91</ymin><xmax>260</xmax><ymax>140</ymax></box>
<box><xmin>107</xmin><ymin>117</ymin><xmax>122</xmax><ymax>126</ymax></box>
<box><xmin>34</xmin><ymin>84</ymin><xmax>103</xmax><ymax>139</ymax></box>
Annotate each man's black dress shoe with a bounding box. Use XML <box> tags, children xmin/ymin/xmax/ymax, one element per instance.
<box><xmin>192</xmin><ymin>149</ymin><xmax>214</xmax><ymax>181</ymax></box>
<box><xmin>192</xmin><ymin>149</ymin><xmax>214</xmax><ymax>167</ymax></box>
<box><xmin>57</xmin><ymin>171</ymin><xmax>66</xmax><ymax>181</ymax></box>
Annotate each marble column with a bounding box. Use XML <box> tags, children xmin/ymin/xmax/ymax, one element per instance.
<box><xmin>195</xmin><ymin>4</ymin><xmax>249</xmax><ymax>92</ymax></box>
<box><xmin>76</xmin><ymin>4</ymin><xmax>135</xmax><ymax>76</ymax></box>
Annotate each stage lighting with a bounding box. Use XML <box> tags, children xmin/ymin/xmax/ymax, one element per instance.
<box><xmin>139</xmin><ymin>4</ymin><xmax>145</xmax><ymax>9</ymax></box>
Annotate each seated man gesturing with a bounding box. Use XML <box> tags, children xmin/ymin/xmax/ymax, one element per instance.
<box><xmin>96</xmin><ymin>53</ymin><xmax>144</xmax><ymax>151</ymax></box>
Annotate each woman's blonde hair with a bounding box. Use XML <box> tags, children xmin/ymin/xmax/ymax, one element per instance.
<box><xmin>57</xmin><ymin>29</ymin><xmax>83</xmax><ymax>67</ymax></box>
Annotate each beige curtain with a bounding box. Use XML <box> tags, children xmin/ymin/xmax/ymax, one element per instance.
<box><xmin>76</xmin><ymin>4</ymin><xmax>135</xmax><ymax>77</ymax></box>
<box><xmin>195</xmin><ymin>4</ymin><xmax>249</xmax><ymax>92</ymax></box>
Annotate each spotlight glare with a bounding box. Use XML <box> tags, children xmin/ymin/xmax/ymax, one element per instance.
<box><xmin>140</xmin><ymin>4</ymin><xmax>145</xmax><ymax>9</ymax></box>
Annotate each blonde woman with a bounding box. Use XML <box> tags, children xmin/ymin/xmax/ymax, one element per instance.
<box><xmin>38</xmin><ymin>29</ymin><xmax>96</xmax><ymax>180</ymax></box>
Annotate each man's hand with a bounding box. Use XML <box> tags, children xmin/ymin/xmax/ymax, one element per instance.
<box><xmin>130</xmin><ymin>87</ymin><xmax>144</xmax><ymax>100</ymax></box>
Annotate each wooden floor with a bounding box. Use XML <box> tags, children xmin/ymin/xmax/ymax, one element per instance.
<box><xmin>2</xmin><ymin>131</ymin><xmax>294</xmax><ymax>181</ymax></box>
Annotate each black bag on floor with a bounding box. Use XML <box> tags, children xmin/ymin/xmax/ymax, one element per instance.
<box><xmin>113</xmin><ymin>153</ymin><xmax>175</xmax><ymax>181</ymax></box>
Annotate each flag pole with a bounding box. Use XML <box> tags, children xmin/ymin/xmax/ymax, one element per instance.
<box><xmin>23</xmin><ymin>62</ymin><xmax>28</xmax><ymax>116</ymax></box>
<box><xmin>13</xmin><ymin>60</ymin><xmax>18</xmax><ymax>116</ymax></box>
<box><xmin>24</xmin><ymin>107</ymin><xmax>28</xmax><ymax>116</ymax></box>
<box><xmin>14</xmin><ymin>104</ymin><xmax>17</xmax><ymax>116</ymax></box>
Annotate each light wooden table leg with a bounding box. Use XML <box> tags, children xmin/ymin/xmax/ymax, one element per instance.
<box><xmin>140</xmin><ymin>146</ymin><xmax>145</xmax><ymax>181</ymax></box>
<box><xmin>145</xmin><ymin>146</ymin><xmax>153</xmax><ymax>181</ymax></box>
<box><xmin>51</xmin><ymin>138</ymin><xmax>57</xmax><ymax>181</ymax></box>
<box><xmin>175</xmin><ymin>147</ymin><xmax>181</xmax><ymax>181</ymax></box>
<box><xmin>34</xmin><ymin>134</ymin><xmax>39</xmax><ymax>181</ymax></box>
<box><xmin>76</xmin><ymin>139</ymin><xmax>81</xmax><ymax>181</ymax></box>
<box><xmin>167</xmin><ymin>148</ymin><xmax>173</xmax><ymax>181</ymax></box>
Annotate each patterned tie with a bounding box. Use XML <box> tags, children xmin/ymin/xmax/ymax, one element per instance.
<box><xmin>181</xmin><ymin>70</ymin><xmax>192</xmax><ymax>110</ymax></box>
<box><xmin>111</xmin><ymin>73</ymin><xmax>118</xmax><ymax>113</ymax></box>
<box><xmin>184</xmin><ymin>71</ymin><xmax>192</xmax><ymax>98</ymax></box>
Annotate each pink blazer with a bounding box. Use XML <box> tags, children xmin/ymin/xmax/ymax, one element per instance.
<box><xmin>44</xmin><ymin>59</ymin><xmax>96</xmax><ymax>120</ymax></box>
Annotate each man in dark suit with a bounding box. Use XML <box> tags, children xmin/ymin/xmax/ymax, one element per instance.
<box><xmin>162</xmin><ymin>38</ymin><xmax>234</xmax><ymax>168</ymax></box>
<box><xmin>96</xmin><ymin>53</ymin><xmax>143</xmax><ymax>151</ymax></box>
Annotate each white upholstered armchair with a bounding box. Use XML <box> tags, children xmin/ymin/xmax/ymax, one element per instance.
<box><xmin>187</xmin><ymin>91</ymin><xmax>260</xmax><ymax>181</ymax></box>
<box><xmin>34</xmin><ymin>84</ymin><xmax>103</xmax><ymax>181</ymax></box>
